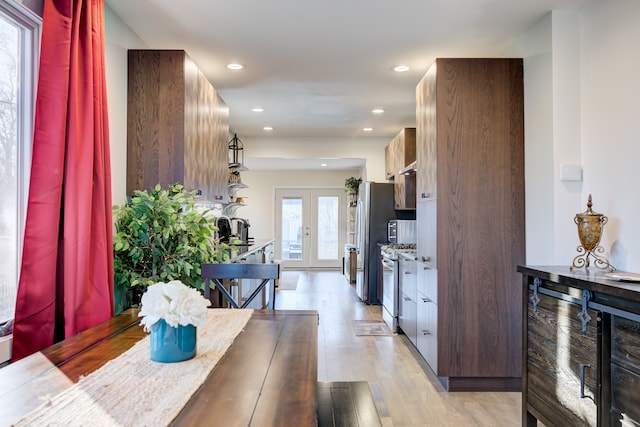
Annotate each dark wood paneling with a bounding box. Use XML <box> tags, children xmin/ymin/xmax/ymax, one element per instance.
<box><xmin>127</xmin><ymin>50</ymin><xmax>185</xmax><ymax>194</ymax></box>
<box><xmin>390</xmin><ymin>128</ymin><xmax>416</xmax><ymax>210</ymax></box>
<box><xmin>317</xmin><ymin>382</ymin><xmax>382</xmax><ymax>427</ymax></box>
<box><xmin>415</xmin><ymin>63</ymin><xmax>437</xmax><ymax>202</ymax></box>
<box><xmin>610</xmin><ymin>364</ymin><xmax>640</xmax><ymax>424</ymax></box>
<box><xmin>436</xmin><ymin>58</ymin><xmax>525</xmax><ymax>378</ymax></box>
<box><xmin>527</xmin><ymin>291</ymin><xmax>598</xmax><ymax>426</ymax></box>
<box><xmin>127</xmin><ymin>50</ymin><xmax>228</xmax><ymax>201</ymax></box>
<box><xmin>611</xmin><ymin>316</ymin><xmax>640</xmax><ymax>425</ymax></box>
<box><xmin>442</xmin><ymin>376</ymin><xmax>521</xmax><ymax>392</ymax></box>
<box><xmin>415</xmin><ymin>59</ymin><xmax>524</xmax><ymax>386</ymax></box>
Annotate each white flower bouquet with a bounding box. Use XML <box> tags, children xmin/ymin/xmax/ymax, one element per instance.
<box><xmin>138</xmin><ymin>280</ymin><xmax>211</xmax><ymax>332</ymax></box>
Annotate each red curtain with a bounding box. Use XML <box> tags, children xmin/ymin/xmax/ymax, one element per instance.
<box><xmin>12</xmin><ymin>0</ymin><xmax>113</xmax><ymax>361</ymax></box>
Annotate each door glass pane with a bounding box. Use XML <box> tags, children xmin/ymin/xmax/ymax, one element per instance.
<box><xmin>281</xmin><ymin>197</ymin><xmax>302</xmax><ymax>260</ymax></box>
<box><xmin>317</xmin><ymin>196</ymin><xmax>338</xmax><ymax>260</ymax></box>
<box><xmin>0</xmin><ymin>15</ymin><xmax>19</xmax><ymax>323</ymax></box>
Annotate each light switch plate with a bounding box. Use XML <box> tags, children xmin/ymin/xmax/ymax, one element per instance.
<box><xmin>560</xmin><ymin>164</ymin><xmax>583</xmax><ymax>181</ymax></box>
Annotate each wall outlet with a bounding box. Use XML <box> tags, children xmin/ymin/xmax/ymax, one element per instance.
<box><xmin>560</xmin><ymin>164</ymin><xmax>583</xmax><ymax>181</ymax></box>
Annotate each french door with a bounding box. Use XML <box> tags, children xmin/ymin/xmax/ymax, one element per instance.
<box><xmin>275</xmin><ymin>188</ymin><xmax>346</xmax><ymax>269</ymax></box>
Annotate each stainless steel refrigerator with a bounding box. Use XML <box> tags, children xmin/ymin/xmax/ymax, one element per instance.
<box><xmin>354</xmin><ymin>182</ymin><xmax>396</xmax><ymax>304</ymax></box>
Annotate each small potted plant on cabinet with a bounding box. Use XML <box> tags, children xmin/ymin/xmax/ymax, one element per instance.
<box><xmin>344</xmin><ymin>177</ymin><xmax>362</xmax><ymax>195</ymax></box>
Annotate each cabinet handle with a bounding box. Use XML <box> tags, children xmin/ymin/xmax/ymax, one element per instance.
<box><xmin>421</xmin><ymin>297</ymin><xmax>431</xmax><ymax>303</ymax></box>
<box><xmin>403</xmin><ymin>296</ymin><xmax>411</xmax><ymax>301</ymax></box>
<box><xmin>214</xmin><ymin>195</ymin><xmax>224</xmax><ymax>200</ymax></box>
<box><xmin>422</xmin><ymin>256</ymin><xmax>431</xmax><ymax>263</ymax></box>
<box><xmin>421</xmin><ymin>192</ymin><xmax>431</xmax><ymax>199</ymax></box>
<box><xmin>579</xmin><ymin>364</ymin><xmax>594</xmax><ymax>401</ymax></box>
<box><xmin>422</xmin><ymin>329</ymin><xmax>431</xmax><ymax>335</ymax></box>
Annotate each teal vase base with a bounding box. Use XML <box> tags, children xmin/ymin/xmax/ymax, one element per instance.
<box><xmin>149</xmin><ymin>319</ymin><xmax>197</xmax><ymax>363</ymax></box>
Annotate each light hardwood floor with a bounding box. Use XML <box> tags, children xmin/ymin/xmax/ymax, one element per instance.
<box><xmin>275</xmin><ymin>270</ymin><xmax>521</xmax><ymax>427</ymax></box>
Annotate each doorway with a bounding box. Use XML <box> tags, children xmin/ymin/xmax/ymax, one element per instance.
<box><xmin>274</xmin><ymin>188</ymin><xmax>346</xmax><ymax>269</ymax></box>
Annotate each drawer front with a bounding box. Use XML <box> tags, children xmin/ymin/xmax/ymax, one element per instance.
<box><xmin>399</xmin><ymin>294</ymin><xmax>417</xmax><ymax>345</ymax></box>
<box><xmin>611</xmin><ymin>316</ymin><xmax>640</xmax><ymax>425</ymax></box>
<box><xmin>417</xmin><ymin>290</ymin><xmax>438</xmax><ymax>371</ymax></box>
<box><xmin>416</xmin><ymin>262</ymin><xmax>437</xmax><ymax>303</ymax></box>
<box><xmin>610</xmin><ymin>363</ymin><xmax>640</xmax><ymax>425</ymax></box>
<box><xmin>612</xmin><ymin>316</ymin><xmax>640</xmax><ymax>369</ymax></box>
<box><xmin>527</xmin><ymin>290</ymin><xmax>598</xmax><ymax>426</ymax></box>
<box><xmin>399</xmin><ymin>257</ymin><xmax>417</xmax><ymax>300</ymax></box>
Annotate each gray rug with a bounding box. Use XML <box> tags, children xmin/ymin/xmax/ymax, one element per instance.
<box><xmin>278</xmin><ymin>271</ymin><xmax>299</xmax><ymax>290</ymax></box>
<box><xmin>352</xmin><ymin>320</ymin><xmax>394</xmax><ymax>336</ymax></box>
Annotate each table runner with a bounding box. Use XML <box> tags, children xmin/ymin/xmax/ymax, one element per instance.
<box><xmin>14</xmin><ymin>309</ymin><xmax>253</xmax><ymax>426</ymax></box>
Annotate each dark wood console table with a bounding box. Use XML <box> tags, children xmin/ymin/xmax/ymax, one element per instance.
<box><xmin>0</xmin><ymin>309</ymin><xmax>318</xmax><ymax>426</ymax></box>
<box><xmin>519</xmin><ymin>265</ymin><xmax>640</xmax><ymax>427</ymax></box>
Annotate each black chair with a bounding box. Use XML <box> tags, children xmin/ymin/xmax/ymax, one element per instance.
<box><xmin>201</xmin><ymin>263</ymin><xmax>280</xmax><ymax>309</ymax></box>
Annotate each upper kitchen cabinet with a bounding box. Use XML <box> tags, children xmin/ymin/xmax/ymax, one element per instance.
<box><xmin>415</xmin><ymin>58</ymin><xmax>525</xmax><ymax>392</ymax></box>
<box><xmin>385</xmin><ymin>143</ymin><xmax>395</xmax><ymax>180</ymax></box>
<box><xmin>416</xmin><ymin>65</ymin><xmax>436</xmax><ymax>201</ymax></box>
<box><xmin>386</xmin><ymin>128</ymin><xmax>416</xmax><ymax>210</ymax></box>
<box><xmin>127</xmin><ymin>50</ymin><xmax>229</xmax><ymax>202</ymax></box>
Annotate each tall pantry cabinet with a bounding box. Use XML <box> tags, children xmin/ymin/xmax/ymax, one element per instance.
<box><xmin>127</xmin><ymin>50</ymin><xmax>229</xmax><ymax>202</ymax></box>
<box><xmin>415</xmin><ymin>58</ymin><xmax>525</xmax><ymax>391</ymax></box>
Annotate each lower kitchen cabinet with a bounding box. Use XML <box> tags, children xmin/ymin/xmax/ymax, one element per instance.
<box><xmin>416</xmin><ymin>262</ymin><xmax>438</xmax><ymax>368</ymax></box>
<box><xmin>416</xmin><ymin>288</ymin><xmax>438</xmax><ymax>369</ymax></box>
<box><xmin>398</xmin><ymin>254</ymin><xmax>418</xmax><ymax>345</ymax></box>
<box><xmin>519</xmin><ymin>265</ymin><xmax>640</xmax><ymax>427</ymax></box>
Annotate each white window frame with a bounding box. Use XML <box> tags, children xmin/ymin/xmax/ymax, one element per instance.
<box><xmin>0</xmin><ymin>0</ymin><xmax>40</xmax><ymax>341</ymax></box>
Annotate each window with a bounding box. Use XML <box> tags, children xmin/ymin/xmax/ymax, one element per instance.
<box><xmin>0</xmin><ymin>1</ymin><xmax>40</xmax><ymax>324</ymax></box>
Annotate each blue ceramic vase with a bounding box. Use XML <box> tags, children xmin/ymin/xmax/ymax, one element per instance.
<box><xmin>149</xmin><ymin>319</ymin><xmax>197</xmax><ymax>363</ymax></box>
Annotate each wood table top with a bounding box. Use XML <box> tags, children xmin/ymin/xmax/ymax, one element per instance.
<box><xmin>0</xmin><ymin>309</ymin><xmax>319</xmax><ymax>426</ymax></box>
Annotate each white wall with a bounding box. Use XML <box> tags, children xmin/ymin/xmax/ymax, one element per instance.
<box><xmin>504</xmin><ymin>15</ymin><xmax>556</xmax><ymax>265</ymax></box>
<box><xmin>503</xmin><ymin>1</ymin><xmax>640</xmax><ymax>272</ymax></box>
<box><xmin>579</xmin><ymin>0</ymin><xmax>640</xmax><ymax>272</ymax></box>
<box><xmin>242</xmin><ymin>136</ymin><xmax>388</xmax><ymax>182</ymax></box>
<box><xmin>104</xmin><ymin>4</ymin><xmax>147</xmax><ymax>207</ymax></box>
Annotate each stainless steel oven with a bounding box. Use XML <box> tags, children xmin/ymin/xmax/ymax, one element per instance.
<box><xmin>380</xmin><ymin>243</ymin><xmax>417</xmax><ymax>332</ymax></box>
<box><xmin>381</xmin><ymin>248</ymin><xmax>398</xmax><ymax>332</ymax></box>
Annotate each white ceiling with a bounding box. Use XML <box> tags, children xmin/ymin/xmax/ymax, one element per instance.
<box><xmin>105</xmin><ymin>0</ymin><xmax>588</xmax><ymax>169</ymax></box>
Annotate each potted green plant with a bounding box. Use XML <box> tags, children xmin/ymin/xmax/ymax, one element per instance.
<box><xmin>113</xmin><ymin>183</ymin><xmax>231</xmax><ymax>313</ymax></box>
<box><xmin>344</xmin><ymin>177</ymin><xmax>362</xmax><ymax>194</ymax></box>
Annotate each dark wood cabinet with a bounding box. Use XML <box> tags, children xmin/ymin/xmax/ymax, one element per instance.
<box><xmin>527</xmin><ymin>290</ymin><xmax>598</xmax><ymax>425</ymax></box>
<box><xmin>393</xmin><ymin>128</ymin><xmax>416</xmax><ymax>210</ymax></box>
<box><xmin>384</xmin><ymin>128</ymin><xmax>416</xmax><ymax>210</ymax></box>
<box><xmin>127</xmin><ymin>50</ymin><xmax>229</xmax><ymax>202</ymax></box>
<box><xmin>519</xmin><ymin>265</ymin><xmax>640</xmax><ymax>427</ymax></box>
<box><xmin>384</xmin><ymin>143</ymin><xmax>395</xmax><ymax>181</ymax></box>
<box><xmin>413</xmin><ymin>58</ymin><xmax>525</xmax><ymax>391</ymax></box>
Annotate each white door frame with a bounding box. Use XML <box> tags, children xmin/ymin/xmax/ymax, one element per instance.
<box><xmin>274</xmin><ymin>188</ymin><xmax>346</xmax><ymax>269</ymax></box>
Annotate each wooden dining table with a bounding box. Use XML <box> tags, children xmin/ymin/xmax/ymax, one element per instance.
<box><xmin>0</xmin><ymin>309</ymin><xmax>319</xmax><ymax>426</ymax></box>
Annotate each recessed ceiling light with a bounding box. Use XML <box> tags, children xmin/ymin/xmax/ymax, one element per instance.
<box><xmin>321</xmin><ymin>163</ymin><xmax>328</xmax><ymax>167</ymax></box>
<box><xmin>227</xmin><ymin>63</ymin><xmax>245</xmax><ymax>70</ymax></box>
<box><xmin>393</xmin><ymin>65</ymin><xmax>410</xmax><ymax>72</ymax></box>
<box><xmin>252</xmin><ymin>107</ymin><xmax>264</xmax><ymax>112</ymax></box>
<box><xmin>263</xmin><ymin>126</ymin><xmax>273</xmax><ymax>131</ymax></box>
<box><xmin>362</xmin><ymin>127</ymin><xmax>373</xmax><ymax>132</ymax></box>
<box><xmin>372</xmin><ymin>108</ymin><xmax>385</xmax><ymax>114</ymax></box>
